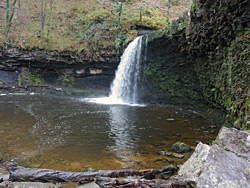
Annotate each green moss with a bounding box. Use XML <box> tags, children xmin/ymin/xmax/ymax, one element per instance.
<box><xmin>186</xmin><ymin>0</ymin><xmax>250</xmax><ymax>129</ymax></box>
<box><xmin>211</xmin><ymin>140</ymin><xmax>218</xmax><ymax>145</ymax></box>
<box><xmin>18</xmin><ymin>77</ymin><xmax>26</xmax><ymax>86</ymax></box>
<box><xmin>171</xmin><ymin>142</ymin><xmax>191</xmax><ymax>153</ymax></box>
<box><xmin>62</xmin><ymin>77</ymin><xmax>76</xmax><ymax>86</ymax></box>
<box><xmin>241</xmin><ymin>155</ymin><xmax>248</xmax><ymax>159</ymax></box>
<box><xmin>29</xmin><ymin>74</ymin><xmax>45</xmax><ymax>85</ymax></box>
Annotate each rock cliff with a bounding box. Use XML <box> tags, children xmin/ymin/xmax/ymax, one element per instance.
<box><xmin>144</xmin><ymin>0</ymin><xmax>250</xmax><ymax>128</ymax></box>
<box><xmin>0</xmin><ymin>48</ymin><xmax>120</xmax><ymax>90</ymax></box>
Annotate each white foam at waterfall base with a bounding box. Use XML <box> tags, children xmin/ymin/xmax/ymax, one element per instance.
<box><xmin>85</xmin><ymin>96</ymin><xmax>145</xmax><ymax>106</ymax></box>
<box><xmin>85</xmin><ymin>36</ymin><xmax>146</xmax><ymax>106</ymax></box>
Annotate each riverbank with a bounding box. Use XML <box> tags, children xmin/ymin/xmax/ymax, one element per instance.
<box><xmin>1</xmin><ymin>126</ymin><xmax>249</xmax><ymax>188</ymax></box>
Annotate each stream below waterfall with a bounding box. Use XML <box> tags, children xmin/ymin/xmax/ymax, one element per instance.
<box><xmin>0</xmin><ymin>94</ymin><xmax>220</xmax><ymax>171</ymax></box>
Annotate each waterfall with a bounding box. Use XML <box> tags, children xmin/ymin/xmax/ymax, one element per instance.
<box><xmin>109</xmin><ymin>36</ymin><xmax>143</xmax><ymax>104</ymax></box>
<box><xmin>85</xmin><ymin>36</ymin><xmax>145</xmax><ymax>105</ymax></box>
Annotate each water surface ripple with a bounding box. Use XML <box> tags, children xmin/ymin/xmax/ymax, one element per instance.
<box><xmin>0</xmin><ymin>95</ymin><xmax>219</xmax><ymax>171</ymax></box>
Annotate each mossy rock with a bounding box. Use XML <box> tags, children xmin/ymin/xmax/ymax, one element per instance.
<box><xmin>171</xmin><ymin>142</ymin><xmax>191</xmax><ymax>153</ymax></box>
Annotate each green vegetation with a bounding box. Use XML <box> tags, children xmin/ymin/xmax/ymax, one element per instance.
<box><xmin>171</xmin><ymin>142</ymin><xmax>191</xmax><ymax>153</ymax></box>
<box><xmin>0</xmin><ymin>0</ymin><xmax>191</xmax><ymax>55</ymax></box>
<box><xmin>62</xmin><ymin>76</ymin><xmax>76</xmax><ymax>86</ymax></box>
<box><xmin>211</xmin><ymin>140</ymin><xmax>218</xmax><ymax>145</ymax></box>
<box><xmin>185</xmin><ymin>0</ymin><xmax>250</xmax><ymax>129</ymax></box>
<box><xmin>29</xmin><ymin>74</ymin><xmax>45</xmax><ymax>85</ymax></box>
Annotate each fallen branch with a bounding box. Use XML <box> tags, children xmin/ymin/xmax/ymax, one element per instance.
<box><xmin>106</xmin><ymin>179</ymin><xmax>187</xmax><ymax>188</ymax></box>
<box><xmin>8</xmin><ymin>165</ymin><xmax>176</xmax><ymax>183</ymax></box>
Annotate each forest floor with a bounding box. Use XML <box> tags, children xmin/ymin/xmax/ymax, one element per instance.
<box><xmin>0</xmin><ymin>0</ymin><xmax>191</xmax><ymax>56</ymax></box>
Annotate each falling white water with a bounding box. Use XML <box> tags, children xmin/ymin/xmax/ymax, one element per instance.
<box><xmin>85</xmin><ymin>36</ymin><xmax>145</xmax><ymax>106</ymax></box>
<box><xmin>109</xmin><ymin>36</ymin><xmax>142</xmax><ymax>103</ymax></box>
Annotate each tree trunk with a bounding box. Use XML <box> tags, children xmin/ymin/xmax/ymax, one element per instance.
<box><xmin>40</xmin><ymin>0</ymin><xmax>48</xmax><ymax>38</ymax></box>
<box><xmin>118</xmin><ymin>2</ymin><xmax>123</xmax><ymax>27</ymax></box>
<box><xmin>46</xmin><ymin>0</ymin><xmax>54</xmax><ymax>39</ymax></box>
<box><xmin>9</xmin><ymin>165</ymin><xmax>176</xmax><ymax>183</ymax></box>
<box><xmin>17</xmin><ymin>0</ymin><xmax>21</xmax><ymax>17</ymax></box>
<box><xmin>5</xmin><ymin>0</ymin><xmax>17</xmax><ymax>39</ymax></box>
<box><xmin>140</xmin><ymin>6</ymin><xmax>142</xmax><ymax>26</ymax></box>
<box><xmin>6</xmin><ymin>0</ymin><xmax>10</xmax><ymax>32</ymax></box>
<box><xmin>107</xmin><ymin>179</ymin><xmax>187</xmax><ymax>188</ymax></box>
<box><xmin>168</xmin><ymin>0</ymin><xmax>171</xmax><ymax>16</ymax></box>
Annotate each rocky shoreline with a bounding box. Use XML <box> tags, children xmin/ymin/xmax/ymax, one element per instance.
<box><xmin>1</xmin><ymin>126</ymin><xmax>249</xmax><ymax>188</ymax></box>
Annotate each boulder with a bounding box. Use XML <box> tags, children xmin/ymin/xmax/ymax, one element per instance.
<box><xmin>178</xmin><ymin>142</ymin><xmax>210</xmax><ymax>183</ymax></box>
<box><xmin>171</xmin><ymin>142</ymin><xmax>191</xmax><ymax>153</ymax></box>
<box><xmin>216</xmin><ymin>126</ymin><xmax>250</xmax><ymax>158</ymax></box>
<box><xmin>178</xmin><ymin>127</ymin><xmax>250</xmax><ymax>188</ymax></box>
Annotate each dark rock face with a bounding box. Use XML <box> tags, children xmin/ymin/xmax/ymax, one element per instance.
<box><xmin>179</xmin><ymin>127</ymin><xmax>250</xmax><ymax>188</ymax></box>
<box><xmin>186</xmin><ymin>0</ymin><xmax>250</xmax><ymax>128</ymax></box>
<box><xmin>0</xmin><ymin>48</ymin><xmax>120</xmax><ymax>89</ymax></box>
<box><xmin>144</xmin><ymin>0</ymin><xmax>249</xmax><ymax>128</ymax></box>
<box><xmin>142</xmin><ymin>32</ymin><xmax>204</xmax><ymax>107</ymax></box>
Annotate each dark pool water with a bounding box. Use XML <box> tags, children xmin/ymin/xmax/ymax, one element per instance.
<box><xmin>0</xmin><ymin>94</ymin><xmax>220</xmax><ymax>171</ymax></box>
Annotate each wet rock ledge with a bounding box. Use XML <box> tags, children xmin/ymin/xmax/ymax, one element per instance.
<box><xmin>0</xmin><ymin>48</ymin><xmax>120</xmax><ymax>90</ymax></box>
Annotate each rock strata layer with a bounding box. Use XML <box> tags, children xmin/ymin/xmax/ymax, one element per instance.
<box><xmin>0</xmin><ymin>48</ymin><xmax>120</xmax><ymax>89</ymax></box>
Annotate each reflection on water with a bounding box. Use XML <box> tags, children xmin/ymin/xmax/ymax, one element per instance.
<box><xmin>108</xmin><ymin>106</ymin><xmax>139</xmax><ymax>167</ymax></box>
<box><xmin>0</xmin><ymin>95</ymin><xmax>220</xmax><ymax>171</ymax></box>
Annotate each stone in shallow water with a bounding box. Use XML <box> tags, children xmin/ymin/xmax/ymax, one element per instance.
<box><xmin>76</xmin><ymin>182</ymin><xmax>100</xmax><ymax>188</ymax></box>
<box><xmin>171</xmin><ymin>153</ymin><xmax>185</xmax><ymax>159</ymax></box>
<box><xmin>0</xmin><ymin>182</ymin><xmax>61</xmax><ymax>188</ymax></box>
<box><xmin>171</xmin><ymin>142</ymin><xmax>191</xmax><ymax>153</ymax></box>
<box><xmin>0</xmin><ymin>173</ymin><xmax>9</xmax><ymax>182</ymax></box>
<box><xmin>95</xmin><ymin>177</ymin><xmax>116</xmax><ymax>187</ymax></box>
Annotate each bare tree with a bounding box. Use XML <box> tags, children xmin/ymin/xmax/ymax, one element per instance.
<box><xmin>46</xmin><ymin>0</ymin><xmax>54</xmax><ymax>39</ymax></box>
<box><xmin>16</xmin><ymin>0</ymin><xmax>21</xmax><ymax>17</ymax></box>
<box><xmin>167</xmin><ymin>0</ymin><xmax>171</xmax><ymax>16</ymax></box>
<box><xmin>5</xmin><ymin>0</ymin><xmax>18</xmax><ymax>39</ymax></box>
<box><xmin>40</xmin><ymin>0</ymin><xmax>48</xmax><ymax>38</ymax></box>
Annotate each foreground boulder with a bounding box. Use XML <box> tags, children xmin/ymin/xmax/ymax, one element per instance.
<box><xmin>178</xmin><ymin>127</ymin><xmax>250</xmax><ymax>188</ymax></box>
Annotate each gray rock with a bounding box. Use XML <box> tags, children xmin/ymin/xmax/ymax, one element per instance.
<box><xmin>178</xmin><ymin>142</ymin><xmax>210</xmax><ymax>183</ymax></box>
<box><xmin>158</xmin><ymin>151</ymin><xmax>172</xmax><ymax>157</ymax></box>
<box><xmin>0</xmin><ymin>173</ymin><xmax>9</xmax><ymax>182</ymax></box>
<box><xmin>158</xmin><ymin>150</ymin><xmax>184</xmax><ymax>159</ymax></box>
<box><xmin>160</xmin><ymin>164</ymin><xmax>177</xmax><ymax>180</ymax></box>
<box><xmin>6</xmin><ymin>182</ymin><xmax>60</xmax><ymax>188</ymax></box>
<box><xmin>179</xmin><ymin>127</ymin><xmax>250</xmax><ymax>188</ymax></box>
<box><xmin>95</xmin><ymin>177</ymin><xmax>116</xmax><ymax>187</ymax></box>
<box><xmin>0</xmin><ymin>182</ymin><xmax>8</xmax><ymax>188</ymax></box>
<box><xmin>76</xmin><ymin>182</ymin><xmax>100</xmax><ymax>188</ymax></box>
<box><xmin>197</xmin><ymin>144</ymin><xmax>250</xmax><ymax>188</ymax></box>
<box><xmin>216</xmin><ymin>126</ymin><xmax>250</xmax><ymax>159</ymax></box>
<box><xmin>171</xmin><ymin>153</ymin><xmax>185</xmax><ymax>159</ymax></box>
